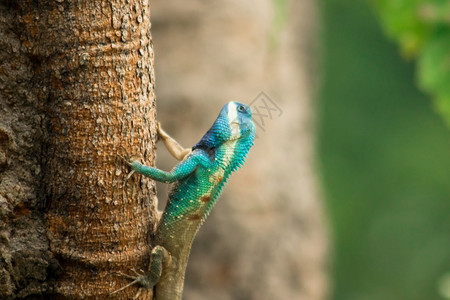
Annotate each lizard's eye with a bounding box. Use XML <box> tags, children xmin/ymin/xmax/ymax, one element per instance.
<box><xmin>237</xmin><ymin>105</ymin><xmax>246</xmax><ymax>113</ymax></box>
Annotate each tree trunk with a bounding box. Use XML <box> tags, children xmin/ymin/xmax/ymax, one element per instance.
<box><xmin>0</xmin><ymin>0</ymin><xmax>156</xmax><ymax>298</ymax></box>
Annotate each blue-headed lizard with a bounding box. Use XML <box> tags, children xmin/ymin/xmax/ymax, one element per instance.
<box><xmin>111</xmin><ymin>101</ymin><xmax>255</xmax><ymax>299</ymax></box>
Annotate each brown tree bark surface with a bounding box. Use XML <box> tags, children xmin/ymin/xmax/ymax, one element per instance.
<box><xmin>151</xmin><ymin>1</ymin><xmax>329</xmax><ymax>299</ymax></box>
<box><xmin>0</xmin><ymin>1</ymin><xmax>156</xmax><ymax>298</ymax></box>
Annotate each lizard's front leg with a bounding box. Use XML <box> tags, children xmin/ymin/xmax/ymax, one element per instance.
<box><xmin>157</xmin><ymin>122</ymin><xmax>191</xmax><ymax>161</ymax></box>
<box><xmin>129</xmin><ymin>153</ymin><xmax>199</xmax><ymax>183</ymax></box>
<box><xmin>110</xmin><ymin>245</ymin><xmax>171</xmax><ymax>298</ymax></box>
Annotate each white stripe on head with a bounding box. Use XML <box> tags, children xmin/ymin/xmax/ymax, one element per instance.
<box><xmin>227</xmin><ymin>102</ymin><xmax>240</xmax><ymax>137</ymax></box>
<box><xmin>207</xmin><ymin>102</ymin><xmax>240</xmax><ymax>185</ymax></box>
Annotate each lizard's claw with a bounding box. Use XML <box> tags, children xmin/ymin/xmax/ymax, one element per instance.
<box><xmin>116</xmin><ymin>153</ymin><xmax>133</xmax><ymax>167</ymax></box>
<box><xmin>109</xmin><ymin>269</ymin><xmax>150</xmax><ymax>299</ymax></box>
<box><xmin>118</xmin><ymin>146</ymin><xmax>133</xmax><ymax>162</ymax></box>
<box><xmin>116</xmin><ymin>154</ymin><xmax>136</xmax><ymax>181</ymax></box>
<box><xmin>156</xmin><ymin>122</ymin><xmax>170</xmax><ymax>142</ymax></box>
<box><xmin>125</xmin><ymin>169</ymin><xmax>136</xmax><ymax>181</ymax></box>
<box><xmin>116</xmin><ymin>147</ymin><xmax>140</xmax><ymax>181</ymax></box>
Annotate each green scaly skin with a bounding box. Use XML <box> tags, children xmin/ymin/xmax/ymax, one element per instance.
<box><xmin>112</xmin><ymin>101</ymin><xmax>255</xmax><ymax>299</ymax></box>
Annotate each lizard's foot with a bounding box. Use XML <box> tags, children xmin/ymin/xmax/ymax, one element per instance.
<box><xmin>156</xmin><ymin>121</ymin><xmax>169</xmax><ymax>142</ymax></box>
<box><xmin>117</xmin><ymin>146</ymin><xmax>134</xmax><ymax>164</ymax></box>
<box><xmin>116</xmin><ymin>150</ymin><xmax>139</xmax><ymax>180</ymax></box>
<box><xmin>109</xmin><ymin>245</ymin><xmax>169</xmax><ymax>298</ymax></box>
<box><xmin>109</xmin><ymin>269</ymin><xmax>151</xmax><ymax>299</ymax></box>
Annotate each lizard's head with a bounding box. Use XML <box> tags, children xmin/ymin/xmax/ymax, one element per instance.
<box><xmin>223</xmin><ymin>101</ymin><xmax>255</xmax><ymax>141</ymax></box>
<box><xmin>192</xmin><ymin>101</ymin><xmax>255</xmax><ymax>151</ymax></box>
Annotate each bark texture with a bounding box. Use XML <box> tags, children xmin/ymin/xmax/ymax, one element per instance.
<box><xmin>151</xmin><ymin>1</ymin><xmax>328</xmax><ymax>299</ymax></box>
<box><xmin>0</xmin><ymin>0</ymin><xmax>156</xmax><ymax>298</ymax></box>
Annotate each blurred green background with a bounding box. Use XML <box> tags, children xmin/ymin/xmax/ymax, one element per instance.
<box><xmin>317</xmin><ymin>0</ymin><xmax>450</xmax><ymax>299</ymax></box>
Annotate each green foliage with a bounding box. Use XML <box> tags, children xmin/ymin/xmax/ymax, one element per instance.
<box><xmin>318</xmin><ymin>0</ymin><xmax>450</xmax><ymax>299</ymax></box>
<box><xmin>373</xmin><ymin>0</ymin><xmax>450</xmax><ymax>126</ymax></box>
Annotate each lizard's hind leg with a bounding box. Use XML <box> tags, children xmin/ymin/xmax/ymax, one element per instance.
<box><xmin>109</xmin><ymin>246</ymin><xmax>171</xmax><ymax>298</ymax></box>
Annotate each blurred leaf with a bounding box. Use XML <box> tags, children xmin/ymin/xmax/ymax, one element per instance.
<box><xmin>372</xmin><ymin>0</ymin><xmax>450</xmax><ymax>126</ymax></box>
<box><xmin>419</xmin><ymin>31</ymin><xmax>450</xmax><ymax>95</ymax></box>
<box><xmin>418</xmin><ymin>31</ymin><xmax>450</xmax><ymax>123</ymax></box>
<box><xmin>373</xmin><ymin>0</ymin><xmax>428</xmax><ymax>57</ymax></box>
<box><xmin>434</xmin><ymin>96</ymin><xmax>450</xmax><ymax>126</ymax></box>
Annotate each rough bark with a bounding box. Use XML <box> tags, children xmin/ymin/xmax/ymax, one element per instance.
<box><xmin>0</xmin><ymin>0</ymin><xmax>156</xmax><ymax>298</ymax></box>
<box><xmin>151</xmin><ymin>1</ymin><xmax>328</xmax><ymax>299</ymax></box>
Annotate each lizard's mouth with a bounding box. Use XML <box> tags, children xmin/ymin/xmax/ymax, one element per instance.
<box><xmin>229</xmin><ymin>122</ymin><xmax>241</xmax><ymax>139</ymax></box>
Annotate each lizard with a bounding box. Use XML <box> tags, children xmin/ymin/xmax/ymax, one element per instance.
<box><xmin>111</xmin><ymin>101</ymin><xmax>255</xmax><ymax>299</ymax></box>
